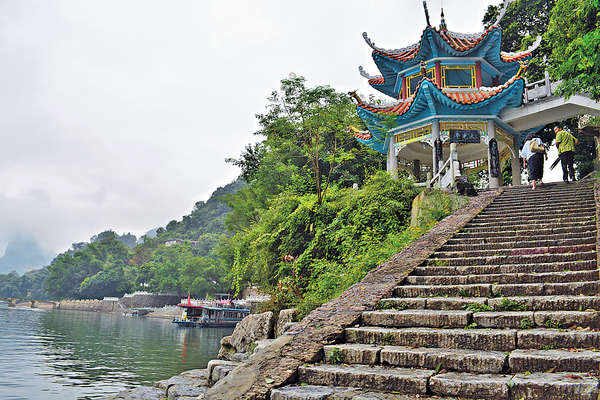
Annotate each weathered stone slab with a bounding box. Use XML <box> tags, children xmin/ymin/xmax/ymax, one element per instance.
<box><xmin>394</xmin><ymin>284</ymin><xmax>491</xmax><ymax>298</ymax></box>
<box><xmin>179</xmin><ymin>369</ymin><xmax>207</xmax><ymax>379</ymax></box>
<box><xmin>493</xmin><ymin>283</ymin><xmax>544</xmax><ymax>297</ymax></box>
<box><xmin>156</xmin><ymin>375</ymin><xmax>204</xmax><ymax>391</ymax></box>
<box><xmin>167</xmin><ymin>384</ymin><xmax>205</xmax><ymax>400</ymax></box>
<box><xmin>488</xmin><ymin>297</ymin><xmax>534</xmax><ymax>311</ymax></box>
<box><xmin>533</xmin><ymin>311</ymin><xmax>600</xmax><ymax>329</ymax></box>
<box><xmin>207</xmin><ymin>360</ymin><xmax>239</xmax><ymax>384</ymax></box>
<box><xmin>429</xmin><ymin>372</ymin><xmax>510</xmax><ymax>399</ymax></box>
<box><xmin>517</xmin><ymin>329</ymin><xmax>600</xmax><ymax>349</ymax></box>
<box><xmin>362</xmin><ymin>310</ymin><xmax>471</xmax><ymax>328</ymax></box>
<box><xmin>404</xmin><ymin>275</ymin><xmax>468</xmax><ymax>285</ymax></box>
<box><xmin>511</xmin><ymin>372</ymin><xmax>600</xmax><ymax>399</ymax></box>
<box><xmin>411</xmin><ymin>266</ymin><xmax>457</xmax><ymax>276</ymax></box>
<box><xmin>108</xmin><ymin>387</ymin><xmax>165</xmax><ymax>400</ymax></box>
<box><xmin>379</xmin><ymin>346</ymin><xmax>507</xmax><ymax>373</ymax></box>
<box><xmin>530</xmin><ymin>296</ymin><xmax>600</xmax><ymax>311</ymax></box>
<box><xmin>276</xmin><ymin>309</ymin><xmax>298</xmax><ymax>338</ymax></box>
<box><xmin>323</xmin><ymin>344</ymin><xmax>381</xmax><ymax>365</ymax></box>
<box><xmin>298</xmin><ymin>364</ymin><xmax>432</xmax><ymax>394</ymax></box>
<box><xmin>376</xmin><ymin>297</ymin><xmax>426</xmax><ymax>310</ymax></box>
<box><xmin>426</xmin><ymin>297</ymin><xmax>487</xmax><ymax>311</ymax></box>
<box><xmin>345</xmin><ymin>327</ymin><xmax>517</xmax><ymax>351</ymax></box>
<box><xmin>271</xmin><ymin>385</ymin><xmax>456</xmax><ymax>400</ymax></box>
<box><xmin>270</xmin><ymin>385</ymin><xmax>344</xmax><ymax>400</ymax></box>
<box><xmin>544</xmin><ymin>281</ymin><xmax>600</xmax><ymax>296</ymax></box>
<box><xmin>473</xmin><ymin>311</ymin><xmax>533</xmax><ymax>329</ymax></box>
<box><xmin>509</xmin><ymin>349</ymin><xmax>600</xmax><ymax>373</ymax></box>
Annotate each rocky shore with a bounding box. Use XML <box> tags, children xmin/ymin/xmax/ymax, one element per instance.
<box><xmin>106</xmin><ymin>309</ymin><xmax>299</xmax><ymax>400</ymax></box>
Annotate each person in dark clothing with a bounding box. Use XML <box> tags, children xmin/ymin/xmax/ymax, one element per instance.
<box><xmin>520</xmin><ymin>132</ymin><xmax>547</xmax><ymax>190</ymax></box>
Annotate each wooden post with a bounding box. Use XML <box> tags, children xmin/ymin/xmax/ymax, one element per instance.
<box><xmin>475</xmin><ymin>62</ymin><xmax>483</xmax><ymax>88</ymax></box>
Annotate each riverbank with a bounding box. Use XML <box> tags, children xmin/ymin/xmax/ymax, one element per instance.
<box><xmin>107</xmin><ymin>309</ymin><xmax>299</xmax><ymax>400</ymax></box>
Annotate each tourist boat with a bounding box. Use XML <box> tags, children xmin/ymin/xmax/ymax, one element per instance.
<box><xmin>172</xmin><ymin>295</ymin><xmax>250</xmax><ymax>328</ymax></box>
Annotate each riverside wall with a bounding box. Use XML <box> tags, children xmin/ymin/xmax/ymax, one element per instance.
<box><xmin>57</xmin><ymin>292</ymin><xmax>181</xmax><ymax>313</ymax></box>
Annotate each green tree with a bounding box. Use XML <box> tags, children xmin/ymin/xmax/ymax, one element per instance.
<box><xmin>546</xmin><ymin>0</ymin><xmax>600</xmax><ymax>101</ymax></box>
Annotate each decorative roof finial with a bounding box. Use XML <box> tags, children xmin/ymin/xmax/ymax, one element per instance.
<box><xmin>423</xmin><ymin>0</ymin><xmax>431</xmax><ymax>27</ymax></box>
<box><xmin>440</xmin><ymin>7</ymin><xmax>447</xmax><ymax>30</ymax></box>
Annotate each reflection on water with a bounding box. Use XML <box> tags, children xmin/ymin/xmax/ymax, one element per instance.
<box><xmin>0</xmin><ymin>303</ymin><xmax>232</xmax><ymax>400</ymax></box>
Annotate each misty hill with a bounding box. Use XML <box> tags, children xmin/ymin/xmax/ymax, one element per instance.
<box><xmin>155</xmin><ymin>178</ymin><xmax>245</xmax><ymax>243</ymax></box>
<box><xmin>0</xmin><ymin>238</ymin><xmax>54</xmax><ymax>275</ymax></box>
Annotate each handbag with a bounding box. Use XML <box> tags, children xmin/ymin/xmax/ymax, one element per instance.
<box><xmin>530</xmin><ymin>140</ymin><xmax>545</xmax><ymax>153</ymax></box>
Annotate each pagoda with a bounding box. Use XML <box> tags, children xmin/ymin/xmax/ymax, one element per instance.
<box><xmin>352</xmin><ymin>1</ymin><xmax>541</xmax><ymax>188</ymax></box>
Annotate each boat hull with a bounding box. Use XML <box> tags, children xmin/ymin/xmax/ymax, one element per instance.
<box><xmin>172</xmin><ymin>319</ymin><xmax>241</xmax><ymax>328</ymax></box>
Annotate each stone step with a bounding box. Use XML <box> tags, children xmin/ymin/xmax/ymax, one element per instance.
<box><xmin>362</xmin><ymin>309</ymin><xmax>470</xmax><ymax>328</ymax></box>
<box><xmin>412</xmin><ymin>260</ymin><xmax>597</xmax><ymax>276</ymax></box>
<box><xmin>477</xmin><ymin>208</ymin><xmax>595</xmax><ymax>219</ymax></box>
<box><xmin>491</xmin><ymin>193</ymin><xmax>595</xmax><ymax>204</ymax></box>
<box><xmin>472</xmin><ymin>311</ymin><xmax>600</xmax><ymax>329</ymax></box>
<box><xmin>378</xmin><ymin>296</ymin><xmax>484</xmax><ymax>311</ymax></box>
<box><xmin>380</xmin><ymin>346</ymin><xmax>507</xmax><ymax>374</ymax></box>
<box><xmin>322</xmin><ymin>343</ymin><xmax>507</xmax><ymax>374</ymax></box>
<box><xmin>379</xmin><ymin>296</ymin><xmax>600</xmax><ymax>313</ymax></box>
<box><xmin>430</xmin><ymin>371</ymin><xmax>600</xmax><ymax>400</ymax></box>
<box><xmin>470</xmin><ymin>215</ymin><xmax>595</xmax><ymax>226</ymax></box>
<box><xmin>424</xmin><ymin>251</ymin><xmax>596</xmax><ymax>267</ymax></box>
<box><xmin>405</xmin><ymin>269</ymin><xmax>599</xmax><ymax>286</ymax></box>
<box><xmin>491</xmin><ymin>189</ymin><xmax>594</xmax><ymax>200</ymax></box>
<box><xmin>509</xmin><ymin>349</ymin><xmax>600</xmax><ymax>373</ymax></box>
<box><xmin>366</xmin><ymin>307</ymin><xmax>600</xmax><ymax>330</ymax></box>
<box><xmin>429</xmin><ymin>372</ymin><xmax>511</xmax><ymax>399</ymax></box>
<box><xmin>517</xmin><ymin>328</ymin><xmax>600</xmax><ymax>349</ymax></box>
<box><xmin>487</xmin><ymin>295</ymin><xmax>600</xmax><ymax>312</ymax></box>
<box><xmin>431</xmin><ymin>244</ymin><xmax>596</xmax><ymax>259</ymax></box>
<box><xmin>451</xmin><ymin>228</ymin><xmax>596</xmax><ymax>241</ymax></box>
<box><xmin>297</xmin><ymin>364</ymin><xmax>433</xmax><ymax>394</ymax></box>
<box><xmin>441</xmin><ymin>237</ymin><xmax>595</xmax><ymax>252</ymax></box>
<box><xmin>345</xmin><ymin>326</ymin><xmax>517</xmax><ymax>351</ymax></box>
<box><xmin>270</xmin><ymin>385</ymin><xmax>455</xmax><ymax>400</ymax></box>
<box><xmin>489</xmin><ymin>195</ymin><xmax>595</xmax><ymax>207</ymax></box>
<box><xmin>484</xmin><ymin>197</ymin><xmax>595</xmax><ymax>209</ymax></box>
<box><xmin>484</xmin><ymin>200</ymin><xmax>595</xmax><ymax>213</ymax></box>
<box><xmin>394</xmin><ymin>283</ymin><xmax>492</xmax><ymax>298</ymax></box>
<box><xmin>462</xmin><ymin>221</ymin><xmax>596</xmax><ymax>233</ymax></box>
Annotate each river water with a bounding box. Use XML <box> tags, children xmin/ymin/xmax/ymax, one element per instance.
<box><xmin>0</xmin><ymin>302</ymin><xmax>232</xmax><ymax>400</ymax></box>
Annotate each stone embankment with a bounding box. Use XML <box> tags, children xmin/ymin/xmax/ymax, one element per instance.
<box><xmin>107</xmin><ymin>309</ymin><xmax>299</xmax><ymax>400</ymax></box>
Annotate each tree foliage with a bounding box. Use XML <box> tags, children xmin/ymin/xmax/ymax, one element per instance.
<box><xmin>546</xmin><ymin>0</ymin><xmax>600</xmax><ymax>101</ymax></box>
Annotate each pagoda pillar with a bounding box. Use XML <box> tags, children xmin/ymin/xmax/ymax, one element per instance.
<box><xmin>387</xmin><ymin>140</ymin><xmax>398</xmax><ymax>179</ymax></box>
<box><xmin>511</xmin><ymin>136</ymin><xmax>522</xmax><ymax>186</ymax></box>
<box><xmin>487</xmin><ymin>120</ymin><xmax>501</xmax><ymax>189</ymax></box>
<box><xmin>432</xmin><ymin>120</ymin><xmax>441</xmax><ymax>176</ymax></box>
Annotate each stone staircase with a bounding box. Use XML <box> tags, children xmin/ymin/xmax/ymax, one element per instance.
<box><xmin>272</xmin><ymin>180</ymin><xmax>600</xmax><ymax>400</ymax></box>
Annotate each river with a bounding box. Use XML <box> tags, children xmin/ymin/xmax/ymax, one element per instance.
<box><xmin>0</xmin><ymin>302</ymin><xmax>232</xmax><ymax>400</ymax></box>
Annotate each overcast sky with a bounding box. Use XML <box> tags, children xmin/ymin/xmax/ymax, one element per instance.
<box><xmin>0</xmin><ymin>0</ymin><xmax>498</xmax><ymax>255</ymax></box>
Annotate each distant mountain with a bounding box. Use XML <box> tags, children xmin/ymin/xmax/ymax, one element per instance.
<box><xmin>0</xmin><ymin>238</ymin><xmax>55</xmax><ymax>274</ymax></box>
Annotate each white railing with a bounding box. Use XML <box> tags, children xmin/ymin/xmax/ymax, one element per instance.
<box><xmin>428</xmin><ymin>151</ymin><xmax>461</xmax><ymax>190</ymax></box>
<box><xmin>523</xmin><ymin>71</ymin><xmax>561</xmax><ymax>104</ymax></box>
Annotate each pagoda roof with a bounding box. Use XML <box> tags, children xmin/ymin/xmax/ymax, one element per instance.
<box><xmin>361</xmin><ymin>26</ymin><xmax>540</xmax><ymax>98</ymax></box>
<box><xmin>354</xmin><ymin>73</ymin><xmax>525</xmax><ymax>153</ymax></box>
